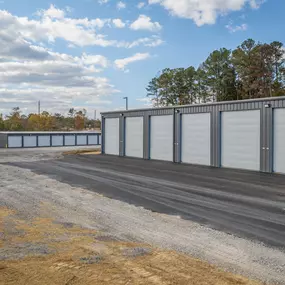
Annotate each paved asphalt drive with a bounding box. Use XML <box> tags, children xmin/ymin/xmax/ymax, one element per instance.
<box><xmin>7</xmin><ymin>154</ymin><xmax>285</xmax><ymax>249</ymax></box>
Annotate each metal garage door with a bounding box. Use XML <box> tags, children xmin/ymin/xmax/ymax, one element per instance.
<box><xmin>150</xmin><ymin>115</ymin><xmax>173</xmax><ymax>161</ymax></box>
<box><xmin>274</xmin><ymin>108</ymin><xmax>285</xmax><ymax>174</ymax></box>
<box><xmin>8</xmin><ymin>136</ymin><xmax>22</xmax><ymax>148</ymax></box>
<box><xmin>221</xmin><ymin>110</ymin><xmax>260</xmax><ymax>171</ymax></box>
<box><xmin>52</xmin><ymin>135</ymin><xmax>64</xmax><ymax>147</ymax></box>
<box><xmin>77</xmin><ymin>135</ymin><xmax>87</xmax><ymax>145</ymax></box>
<box><xmin>125</xmin><ymin>117</ymin><xmax>144</xmax><ymax>158</ymax></box>
<box><xmin>181</xmin><ymin>113</ymin><xmax>211</xmax><ymax>166</ymax></box>
<box><xmin>65</xmin><ymin>135</ymin><xmax>76</xmax><ymax>146</ymax></box>
<box><xmin>38</xmin><ymin>135</ymin><xmax>50</xmax><ymax>147</ymax></box>
<box><xmin>88</xmin><ymin>135</ymin><xmax>98</xmax><ymax>145</ymax></box>
<box><xmin>23</xmin><ymin>136</ymin><xmax>37</xmax><ymax>147</ymax></box>
<box><xmin>105</xmin><ymin>118</ymin><xmax>119</xmax><ymax>155</ymax></box>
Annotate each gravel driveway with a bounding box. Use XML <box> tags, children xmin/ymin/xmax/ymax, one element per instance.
<box><xmin>0</xmin><ymin>148</ymin><xmax>285</xmax><ymax>284</ymax></box>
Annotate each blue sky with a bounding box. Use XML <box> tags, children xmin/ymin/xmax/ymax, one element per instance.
<box><xmin>0</xmin><ymin>0</ymin><xmax>284</xmax><ymax>117</ymax></box>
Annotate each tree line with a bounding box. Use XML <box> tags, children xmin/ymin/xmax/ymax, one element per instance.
<box><xmin>146</xmin><ymin>39</ymin><xmax>285</xmax><ymax>106</ymax></box>
<box><xmin>0</xmin><ymin>107</ymin><xmax>101</xmax><ymax>131</ymax></box>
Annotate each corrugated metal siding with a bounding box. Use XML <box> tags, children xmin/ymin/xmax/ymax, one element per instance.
<box><xmin>0</xmin><ymin>134</ymin><xmax>7</xmax><ymax>148</ymax></box>
<box><xmin>52</xmin><ymin>135</ymin><xmax>64</xmax><ymax>146</ymax></box>
<box><xmin>273</xmin><ymin>108</ymin><xmax>285</xmax><ymax>173</ymax></box>
<box><xmin>181</xmin><ymin>113</ymin><xmax>211</xmax><ymax>166</ymax></box>
<box><xmin>88</xmin><ymin>135</ymin><xmax>98</xmax><ymax>145</ymax></box>
<box><xmin>23</xmin><ymin>136</ymin><xmax>37</xmax><ymax>147</ymax></box>
<box><xmin>77</xmin><ymin>135</ymin><xmax>87</xmax><ymax>145</ymax></box>
<box><xmin>221</xmin><ymin>110</ymin><xmax>261</xmax><ymax>171</ymax></box>
<box><xmin>8</xmin><ymin>136</ymin><xmax>22</xmax><ymax>148</ymax></box>
<box><xmin>101</xmin><ymin>97</ymin><xmax>285</xmax><ymax>173</ymax></box>
<box><xmin>38</xmin><ymin>135</ymin><xmax>51</xmax><ymax>147</ymax></box>
<box><xmin>125</xmin><ymin>117</ymin><xmax>144</xmax><ymax>158</ymax></box>
<box><xmin>2</xmin><ymin>132</ymin><xmax>101</xmax><ymax>148</ymax></box>
<box><xmin>65</xmin><ymin>135</ymin><xmax>76</xmax><ymax>146</ymax></box>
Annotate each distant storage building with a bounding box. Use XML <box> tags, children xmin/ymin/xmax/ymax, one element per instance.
<box><xmin>101</xmin><ymin>96</ymin><xmax>285</xmax><ymax>174</ymax></box>
<box><xmin>0</xmin><ymin>131</ymin><xmax>101</xmax><ymax>149</ymax></box>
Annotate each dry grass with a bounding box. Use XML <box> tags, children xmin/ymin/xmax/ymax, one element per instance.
<box><xmin>0</xmin><ymin>207</ymin><xmax>263</xmax><ymax>285</ymax></box>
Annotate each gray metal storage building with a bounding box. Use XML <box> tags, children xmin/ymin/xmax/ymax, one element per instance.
<box><xmin>0</xmin><ymin>131</ymin><xmax>101</xmax><ymax>149</ymax></box>
<box><xmin>101</xmin><ymin>96</ymin><xmax>285</xmax><ymax>174</ymax></box>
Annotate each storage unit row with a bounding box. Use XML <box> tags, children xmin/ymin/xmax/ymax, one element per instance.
<box><xmin>101</xmin><ymin>97</ymin><xmax>285</xmax><ymax>174</ymax></box>
<box><xmin>0</xmin><ymin>132</ymin><xmax>101</xmax><ymax>148</ymax></box>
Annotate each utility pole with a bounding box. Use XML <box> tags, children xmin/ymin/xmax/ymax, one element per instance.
<box><xmin>38</xmin><ymin>100</ymin><xmax>41</xmax><ymax>115</ymax></box>
<box><xmin>123</xmin><ymin>97</ymin><xmax>128</xmax><ymax>110</ymax></box>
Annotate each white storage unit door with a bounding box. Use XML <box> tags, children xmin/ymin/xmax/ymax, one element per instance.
<box><xmin>8</xmin><ymin>136</ymin><xmax>22</xmax><ymax>148</ymax></box>
<box><xmin>150</xmin><ymin>115</ymin><xmax>173</xmax><ymax>161</ymax></box>
<box><xmin>23</xmin><ymin>136</ymin><xmax>37</xmax><ymax>147</ymax></box>
<box><xmin>105</xmin><ymin>118</ymin><xmax>120</xmax><ymax>155</ymax></box>
<box><xmin>77</xmin><ymin>135</ymin><xmax>87</xmax><ymax>145</ymax></box>
<box><xmin>38</xmin><ymin>136</ymin><xmax>50</xmax><ymax>147</ymax></box>
<box><xmin>88</xmin><ymin>135</ymin><xmax>98</xmax><ymax>145</ymax></box>
<box><xmin>52</xmin><ymin>135</ymin><xmax>64</xmax><ymax>146</ymax></box>
<box><xmin>125</xmin><ymin>117</ymin><xmax>144</xmax><ymax>158</ymax></box>
<box><xmin>98</xmin><ymin>135</ymin><xmax>102</xmax><ymax>145</ymax></box>
<box><xmin>181</xmin><ymin>113</ymin><xmax>211</xmax><ymax>166</ymax></box>
<box><xmin>65</xmin><ymin>135</ymin><xmax>76</xmax><ymax>146</ymax></box>
<box><xmin>273</xmin><ymin>108</ymin><xmax>285</xmax><ymax>174</ymax></box>
<box><xmin>221</xmin><ymin>110</ymin><xmax>260</xmax><ymax>171</ymax></box>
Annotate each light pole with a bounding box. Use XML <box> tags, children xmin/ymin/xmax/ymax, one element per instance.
<box><xmin>94</xmin><ymin>110</ymin><xmax>97</xmax><ymax>129</ymax></box>
<box><xmin>123</xmin><ymin>97</ymin><xmax>128</xmax><ymax>110</ymax></box>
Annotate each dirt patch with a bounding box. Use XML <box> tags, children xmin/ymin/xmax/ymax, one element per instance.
<box><xmin>0</xmin><ymin>207</ymin><xmax>263</xmax><ymax>285</ymax></box>
<box><xmin>63</xmin><ymin>149</ymin><xmax>101</xmax><ymax>156</ymax></box>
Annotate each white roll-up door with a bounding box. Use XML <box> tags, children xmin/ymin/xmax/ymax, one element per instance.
<box><xmin>150</xmin><ymin>115</ymin><xmax>173</xmax><ymax>161</ymax></box>
<box><xmin>125</xmin><ymin>117</ymin><xmax>144</xmax><ymax>158</ymax></box>
<box><xmin>181</xmin><ymin>113</ymin><xmax>211</xmax><ymax>166</ymax></box>
<box><xmin>99</xmin><ymin>135</ymin><xmax>102</xmax><ymax>145</ymax></box>
<box><xmin>65</xmin><ymin>135</ymin><xmax>76</xmax><ymax>146</ymax></box>
<box><xmin>105</xmin><ymin>118</ymin><xmax>119</xmax><ymax>155</ymax></box>
<box><xmin>8</xmin><ymin>136</ymin><xmax>22</xmax><ymax>148</ymax></box>
<box><xmin>77</xmin><ymin>135</ymin><xmax>87</xmax><ymax>145</ymax></box>
<box><xmin>221</xmin><ymin>110</ymin><xmax>260</xmax><ymax>171</ymax></box>
<box><xmin>273</xmin><ymin>108</ymin><xmax>285</xmax><ymax>174</ymax></box>
<box><xmin>38</xmin><ymin>136</ymin><xmax>50</xmax><ymax>147</ymax></box>
<box><xmin>52</xmin><ymin>135</ymin><xmax>64</xmax><ymax>146</ymax></box>
<box><xmin>88</xmin><ymin>135</ymin><xmax>98</xmax><ymax>145</ymax></box>
<box><xmin>23</xmin><ymin>136</ymin><xmax>37</xmax><ymax>147</ymax></box>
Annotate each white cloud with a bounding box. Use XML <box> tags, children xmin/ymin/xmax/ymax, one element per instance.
<box><xmin>127</xmin><ymin>36</ymin><xmax>164</xmax><ymax>48</ymax></box>
<box><xmin>81</xmin><ymin>53</ymin><xmax>109</xmax><ymax>67</ymax></box>
<box><xmin>37</xmin><ymin>4</ymin><xmax>65</xmax><ymax>19</ymax></box>
<box><xmin>114</xmin><ymin>53</ymin><xmax>150</xmax><ymax>71</ymax></box>
<box><xmin>148</xmin><ymin>0</ymin><xmax>265</xmax><ymax>26</ymax></box>
<box><xmin>99</xmin><ymin>0</ymin><xmax>109</xmax><ymax>4</ymax></box>
<box><xmin>130</xmin><ymin>15</ymin><xmax>162</xmax><ymax>32</ymax></box>
<box><xmin>226</xmin><ymin>22</ymin><xmax>248</xmax><ymax>33</ymax></box>
<box><xmin>136</xmin><ymin>97</ymin><xmax>152</xmax><ymax>106</ymax></box>
<box><xmin>112</xmin><ymin>18</ymin><xmax>126</xmax><ymax>28</ymax></box>
<box><xmin>0</xmin><ymin>4</ymin><xmax>164</xmax><ymax>114</ymax></box>
<box><xmin>117</xmin><ymin>1</ymin><xmax>126</xmax><ymax>10</ymax></box>
<box><xmin>0</xmin><ymin>8</ymin><xmax>162</xmax><ymax>48</ymax></box>
<box><xmin>0</xmin><ymin>18</ymin><xmax>118</xmax><ymax>114</ymax></box>
<box><xmin>137</xmin><ymin>2</ymin><xmax>146</xmax><ymax>9</ymax></box>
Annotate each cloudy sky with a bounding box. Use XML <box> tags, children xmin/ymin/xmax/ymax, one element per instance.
<box><xmin>0</xmin><ymin>0</ymin><xmax>283</xmax><ymax>117</ymax></box>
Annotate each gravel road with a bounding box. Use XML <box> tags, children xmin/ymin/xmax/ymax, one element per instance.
<box><xmin>1</xmin><ymin>148</ymin><xmax>285</xmax><ymax>284</ymax></box>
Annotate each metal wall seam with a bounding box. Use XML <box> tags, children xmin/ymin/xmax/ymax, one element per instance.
<box><xmin>260</xmin><ymin>107</ymin><xmax>266</xmax><ymax>172</ymax></box>
<box><xmin>101</xmin><ymin>117</ymin><xmax>105</xmax><ymax>154</ymax></box>
<box><xmin>119</xmin><ymin>116</ymin><xmax>125</xmax><ymax>157</ymax></box>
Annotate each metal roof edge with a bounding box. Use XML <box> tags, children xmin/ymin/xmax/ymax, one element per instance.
<box><xmin>101</xmin><ymin>96</ymin><xmax>285</xmax><ymax>115</ymax></box>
